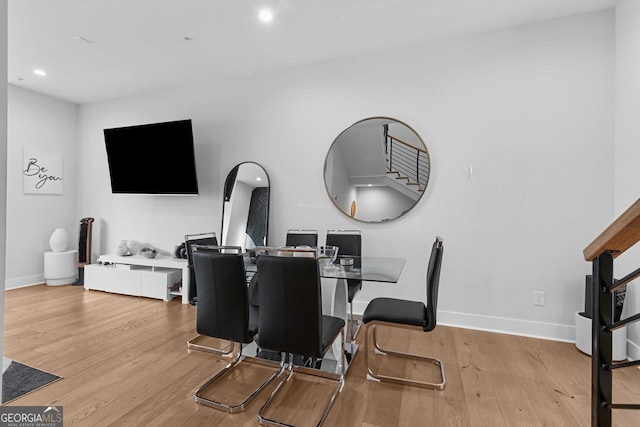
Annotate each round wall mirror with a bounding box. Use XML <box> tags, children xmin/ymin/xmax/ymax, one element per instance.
<box><xmin>324</xmin><ymin>117</ymin><xmax>430</xmax><ymax>223</ymax></box>
<box><xmin>221</xmin><ymin>162</ymin><xmax>270</xmax><ymax>251</ymax></box>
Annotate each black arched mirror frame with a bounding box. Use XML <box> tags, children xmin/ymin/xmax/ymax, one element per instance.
<box><xmin>221</xmin><ymin>162</ymin><xmax>270</xmax><ymax>250</ymax></box>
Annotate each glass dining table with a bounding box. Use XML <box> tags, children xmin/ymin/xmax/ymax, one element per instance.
<box><xmin>320</xmin><ymin>255</ymin><xmax>406</xmax><ymax>282</ymax></box>
<box><xmin>245</xmin><ymin>251</ymin><xmax>406</xmax><ymax>374</ymax></box>
<box><xmin>318</xmin><ymin>254</ymin><xmax>405</xmax><ymax>333</ymax></box>
<box><xmin>319</xmin><ymin>255</ymin><xmax>405</xmax><ymax>371</ymax></box>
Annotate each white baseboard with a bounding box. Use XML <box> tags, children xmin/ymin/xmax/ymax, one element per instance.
<box><xmin>352</xmin><ymin>301</ymin><xmax>575</xmax><ymax>342</ymax></box>
<box><xmin>628</xmin><ymin>339</ymin><xmax>640</xmax><ymax>360</ymax></box>
<box><xmin>4</xmin><ymin>274</ymin><xmax>45</xmax><ymax>290</ymax></box>
<box><xmin>436</xmin><ymin>310</ymin><xmax>576</xmax><ymax>342</ymax></box>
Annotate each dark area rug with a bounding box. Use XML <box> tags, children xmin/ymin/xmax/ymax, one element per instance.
<box><xmin>2</xmin><ymin>357</ymin><xmax>61</xmax><ymax>403</ymax></box>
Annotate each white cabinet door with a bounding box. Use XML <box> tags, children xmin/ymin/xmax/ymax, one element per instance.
<box><xmin>106</xmin><ymin>268</ymin><xmax>141</xmax><ymax>296</ymax></box>
<box><xmin>85</xmin><ymin>263</ymin><xmax>182</xmax><ymax>302</ymax></box>
<box><xmin>84</xmin><ymin>264</ymin><xmax>107</xmax><ymax>291</ymax></box>
<box><xmin>85</xmin><ymin>265</ymin><xmax>141</xmax><ymax>296</ymax></box>
<box><xmin>140</xmin><ymin>270</ymin><xmax>180</xmax><ymax>301</ymax></box>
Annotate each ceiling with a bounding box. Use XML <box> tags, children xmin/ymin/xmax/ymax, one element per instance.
<box><xmin>8</xmin><ymin>0</ymin><xmax>619</xmax><ymax>105</ymax></box>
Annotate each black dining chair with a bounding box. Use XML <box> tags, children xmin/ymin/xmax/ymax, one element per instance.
<box><xmin>326</xmin><ymin>229</ymin><xmax>362</xmax><ymax>341</ymax></box>
<box><xmin>185</xmin><ymin>232</ymin><xmax>218</xmax><ymax>306</ymax></box>
<box><xmin>285</xmin><ymin>228</ymin><xmax>318</xmax><ymax>247</ymax></box>
<box><xmin>184</xmin><ymin>233</ymin><xmax>232</xmax><ymax>354</ymax></box>
<box><xmin>191</xmin><ymin>245</ymin><xmax>283</xmax><ymax>413</ymax></box>
<box><xmin>256</xmin><ymin>253</ymin><xmax>345</xmax><ymax>426</ymax></box>
<box><xmin>362</xmin><ymin>236</ymin><xmax>445</xmax><ymax>390</ymax></box>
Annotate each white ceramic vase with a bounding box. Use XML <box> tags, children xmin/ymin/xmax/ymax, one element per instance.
<box><xmin>114</xmin><ymin>240</ymin><xmax>129</xmax><ymax>256</ymax></box>
<box><xmin>49</xmin><ymin>228</ymin><xmax>69</xmax><ymax>253</ymax></box>
<box><xmin>126</xmin><ymin>240</ymin><xmax>142</xmax><ymax>256</ymax></box>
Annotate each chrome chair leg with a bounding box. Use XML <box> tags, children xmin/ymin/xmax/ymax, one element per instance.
<box><xmin>350</xmin><ymin>303</ymin><xmax>354</xmax><ymax>341</ymax></box>
<box><xmin>187</xmin><ymin>334</ymin><xmax>234</xmax><ymax>355</ymax></box>
<box><xmin>195</xmin><ymin>344</ymin><xmax>285</xmax><ymax>413</ymax></box>
<box><xmin>349</xmin><ymin>303</ymin><xmax>362</xmax><ymax>342</ymax></box>
<box><xmin>365</xmin><ymin>322</ymin><xmax>445</xmax><ymax>390</ymax></box>
<box><xmin>258</xmin><ymin>331</ymin><xmax>345</xmax><ymax>426</ymax></box>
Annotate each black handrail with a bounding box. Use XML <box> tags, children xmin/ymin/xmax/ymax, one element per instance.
<box><xmin>584</xmin><ymin>198</ymin><xmax>640</xmax><ymax>426</ymax></box>
<box><xmin>609</xmin><ymin>266</ymin><xmax>640</xmax><ymax>293</ymax></box>
<box><xmin>610</xmin><ymin>359</ymin><xmax>640</xmax><ymax>370</ymax></box>
<box><xmin>605</xmin><ymin>312</ymin><xmax>640</xmax><ymax>332</ymax></box>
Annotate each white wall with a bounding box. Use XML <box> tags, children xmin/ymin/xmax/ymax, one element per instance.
<box><xmin>75</xmin><ymin>10</ymin><xmax>614</xmax><ymax>341</ymax></box>
<box><xmin>5</xmin><ymin>86</ymin><xmax>78</xmax><ymax>288</ymax></box>
<box><xmin>1</xmin><ymin>0</ymin><xmax>8</xmax><ymax>397</ymax></box>
<box><xmin>356</xmin><ymin>186</ymin><xmax>414</xmax><ymax>222</ymax></box>
<box><xmin>614</xmin><ymin>0</ymin><xmax>640</xmax><ymax>358</ymax></box>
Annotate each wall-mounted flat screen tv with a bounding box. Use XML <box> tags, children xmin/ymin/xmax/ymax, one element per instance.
<box><xmin>104</xmin><ymin>119</ymin><xmax>199</xmax><ymax>195</ymax></box>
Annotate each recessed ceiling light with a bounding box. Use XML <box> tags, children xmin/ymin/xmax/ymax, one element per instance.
<box><xmin>33</xmin><ymin>69</ymin><xmax>47</xmax><ymax>77</ymax></box>
<box><xmin>256</xmin><ymin>177</ymin><xmax>262</xmax><ymax>181</ymax></box>
<box><xmin>258</xmin><ymin>9</ymin><xmax>273</xmax><ymax>23</ymax></box>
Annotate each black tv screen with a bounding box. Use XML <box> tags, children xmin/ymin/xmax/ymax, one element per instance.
<box><xmin>104</xmin><ymin>119</ymin><xmax>199</xmax><ymax>195</ymax></box>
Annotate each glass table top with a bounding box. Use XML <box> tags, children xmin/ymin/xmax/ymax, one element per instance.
<box><xmin>319</xmin><ymin>256</ymin><xmax>405</xmax><ymax>283</ymax></box>
<box><xmin>245</xmin><ymin>253</ymin><xmax>405</xmax><ymax>283</ymax></box>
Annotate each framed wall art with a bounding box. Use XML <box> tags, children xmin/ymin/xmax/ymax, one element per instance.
<box><xmin>23</xmin><ymin>148</ymin><xmax>64</xmax><ymax>195</ymax></box>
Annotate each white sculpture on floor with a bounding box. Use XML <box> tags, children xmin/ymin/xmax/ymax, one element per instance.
<box><xmin>49</xmin><ymin>228</ymin><xmax>69</xmax><ymax>252</ymax></box>
<box><xmin>44</xmin><ymin>228</ymin><xmax>77</xmax><ymax>286</ymax></box>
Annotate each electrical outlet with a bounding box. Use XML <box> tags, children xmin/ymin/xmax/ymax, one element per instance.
<box><xmin>534</xmin><ymin>291</ymin><xmax>545</xmax><ymax>306</ymax></box>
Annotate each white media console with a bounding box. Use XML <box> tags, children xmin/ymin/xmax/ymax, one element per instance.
<box><xmin>84</xmin><ymin>254</ymin><xmax>190</xmax><ymax>304</ymax></box>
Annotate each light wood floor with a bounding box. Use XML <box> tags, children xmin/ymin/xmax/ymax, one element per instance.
<box><xmin>3</xmin><ymin>285</ymin><xmax>640</xmax><ymax>426</ymax></box>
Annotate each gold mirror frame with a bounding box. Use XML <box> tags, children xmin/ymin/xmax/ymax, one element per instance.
<box><xmin>323</xmin><ymin>117</ymin><xmax>430</xmax><ymax>223</ymax></box>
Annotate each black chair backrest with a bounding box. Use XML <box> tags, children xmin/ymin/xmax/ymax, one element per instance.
<box><xmin>425</xmin><ymin>237</ymin><xmax>444</xmax><ymax>332</ymax></box>
<box><xmin>325</xmin><ymin>231</ymin><xmax>361</xmax><ymax>259</ymax></box>
<box><xmin>285</xmin><ymin>231</ymin><xmax>318</xmax><ymax>248</ymax></box>
<box><xmin>186</xmin><ymin>234</ymin><xmax>218</xmax><ymax>305</ymax></box>
<box><xmin>247</xmin><ymin>272</ymin><xmax>260</xmax><ymax>324</ymax></box>
<box><xmin>256</xmin><ymin>256</ymin><xmax>324</xmax><ymax>358</ymax></box>
<box><xmin>326</xmin><ymin>230</ymin><xmax>362</xmax><ymax>275</ymax></box>
<box><xmin>192</xmin><ymin>249</ymin><xmax>253</xmax><ymax>343</ymax></box>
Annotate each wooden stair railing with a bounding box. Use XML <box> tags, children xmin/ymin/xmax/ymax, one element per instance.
<box><xmin>583</xmin><ymin>198</ymin><xmax>640</xmax><ymax>426</ymax></box>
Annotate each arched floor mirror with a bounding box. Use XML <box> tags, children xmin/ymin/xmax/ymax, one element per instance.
<box><xmin>221</xmin><ymin>162</ymin><xmax>270</xmax><ymax>251</ymax></box>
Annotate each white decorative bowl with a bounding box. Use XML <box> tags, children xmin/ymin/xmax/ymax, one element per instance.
<box><xmin>126</xmin><ymin>240</ymin><xmax>142</xmax><ymax>256</ymax></box>
<box><xmin>141</xmin><ymin>249</ymin><xmax>158</xmax><ymax>259</ymax></box>
<box><xmin>114</xmin><ymin>244</ymin><xmax>129</xmax><ymax>256</ymax></box>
